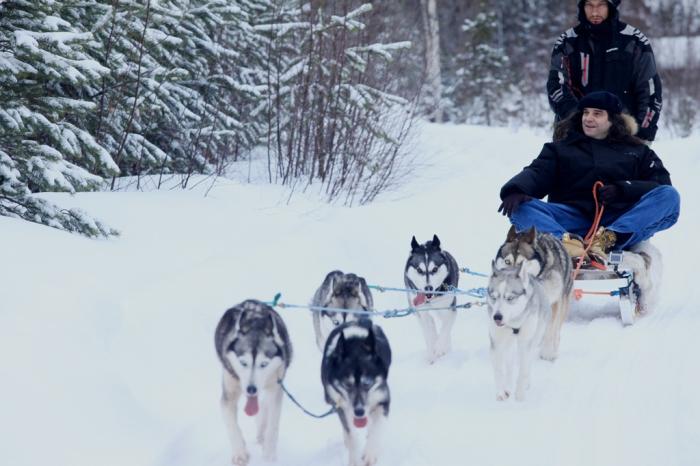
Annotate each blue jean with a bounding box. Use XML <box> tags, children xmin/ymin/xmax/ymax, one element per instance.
<box><xmin>510</xmin><ymin>185</ymin><xmax>680</xmax><ymax>249</ymax></box>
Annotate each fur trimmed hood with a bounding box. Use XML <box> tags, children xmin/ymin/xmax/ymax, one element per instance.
<box><xmin>621</xmin><ymin>113</ymin><xmax>639</xmax><ymax>136</ymax></box>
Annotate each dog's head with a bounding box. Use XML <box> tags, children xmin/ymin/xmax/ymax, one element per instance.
<box><xmin>225</xmin><ymin>303</ymin><xmax>287</xmax><ymax>416</ymax></box>
<box><xmin>494</xmin><ymin>226</ymin><xmax>542</xmax><ymax>275</ymax></box>
<box><xmin>318</xmin><ymin>271</ymin><xmax>373</xmax><ymax>326</ymax></box>
<box><xmin>487</xmin><ymin>260</ymin><xmax>539</xmax><ymax>328</ymax></box>
<box><xmin>323</xmin><ymin>321</ymin><xmax>391</xmax><ymax>428</ymax></box>
<box><xmin>405</xmin><ymin>234</ymin><xmax>451</xmax><ymax>299</ymax></box>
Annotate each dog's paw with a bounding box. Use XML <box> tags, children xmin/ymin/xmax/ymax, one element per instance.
<box><xmin>231</xmin><ymin>450</ymin><xmax>250</xmax><ymax>466</ymax></box>
<box><xmin>433</xmin><ymin>339</ymin><xmax>451</xmax><ymax>360</ymax></box>
<box><xmin>539</xmin><ymin>347</ymin><xmax>558</xmax><ymax>362</ymax></box>
<box><xmin>262</xmin><ymin>448</ymin><xmax>277</xmax><ymax>462</ymax></box>
<box><xmin>496</xmin><ymin>390</ymin><xmax>510</xmax><ymax>401</ymax></box>
<box><xmin>515</xmin><ymin>384</ymin><xmax>529</xmax><ymax>401</ymax></box>
<box><xmin>362</xmin><ymin>449</ymin><xmax>379</xmax><ymax>466</ymax></box>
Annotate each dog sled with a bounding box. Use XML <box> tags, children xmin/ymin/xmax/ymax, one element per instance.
<box><xmin>571</xmin><ymin>251</ymin><xmax>640</xmax><ymax>326</ymax></box>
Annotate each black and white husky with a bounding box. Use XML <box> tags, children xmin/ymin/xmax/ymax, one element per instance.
<box><xmin>215</xmin><ymin>300</ymin><xmax>293</xmax><ymax>465</ymax></box>
<box><xmin>311</xmin><ymin>270</ymin><xmax>374</xmax><ymax>351</ymax></box>
<box><xmin>404</xmin><ymin>235</ymin><xmax>459</xmax><ymax>363</ymax></box>
<box><xmin>487</xmin><ymin>261</ymin><xmax>549</xmax><ymax>401</ymax></box>
<box><xmin>321</xmin><ymin>319</ymin><xmax>392</xmax><ymax>466</ymax></box>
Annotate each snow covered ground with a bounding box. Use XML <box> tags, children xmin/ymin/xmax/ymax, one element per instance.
<box><xmin>1</xmin><ymin>123</ymin><xmax>699</xmax><ymax>466</ymax></box>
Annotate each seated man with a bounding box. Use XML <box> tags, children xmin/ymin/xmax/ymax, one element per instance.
<box><xmin>498</xmin><ymin>91</ymin><xmax>680</xmax><ymax>264</ymax></box>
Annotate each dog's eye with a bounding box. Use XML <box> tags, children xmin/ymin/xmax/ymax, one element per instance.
<box><xmin>431</xmin><ymin>266</ymin><xmax>438</xmax><ymax>274</ymax></box>
<box><xmin>506</xmin><ymin>295</ymin><xmax>516</xmax><ymax>302</ymax></box>
<box><xmin>332</xmin><ymin>319</ymin><xmax>340</xmax><ymax>326</ymax></box>
<box><xmin>505</xmin><ymin>259</ymin><xmax>512</xmax><ymax>266</ymax></box>
<box><xmin>239</xmin><ymin>359</ymin><xmax>249</xmax><ymax>368</ymax></box>
<box><xmin>259</xmin><ymin>361</ymin><xmax>269</xmax><ymax>368</ymax></box>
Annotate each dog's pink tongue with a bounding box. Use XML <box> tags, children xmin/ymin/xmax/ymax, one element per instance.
<box><xmin>413</xmin><ymin>293</ymin><xmax>427</xmax><ymax>306</ymax></box>
<box><xmin>353</xmin><ymin>417</ymin><xmax>368</xmax><ymax>428</ymax></box>
<box><xmin>244</xmin><ymin>396</ymin><xmax>259</xmax><ymax>416</ymax></box>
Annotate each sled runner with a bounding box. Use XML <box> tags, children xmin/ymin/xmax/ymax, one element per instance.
<box><xmin>572</xmin><ymin>251</ymin><xmax>639</xmax><ymax>326</ymax></box>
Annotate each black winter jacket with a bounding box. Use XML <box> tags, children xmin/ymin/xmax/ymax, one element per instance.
<box><xmin>500</xmin><ymin>132</ymin><xmax>671</xmax><ymax>217</ymax></box>
<box><xmin>547</xmin><ymin>18</ymin><xmax>663</xmax><ymax>141</ymax></box>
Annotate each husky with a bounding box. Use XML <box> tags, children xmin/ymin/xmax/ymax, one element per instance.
<box><xmin>487</xmin><ymin>261</ymin><xmax>550</xmax><ymax>401</ymax></box>
<box><xmin>404</xmin><ymin>235</ymin><xmax>459</xmax><ymax>363</ymax></box>
<box><xmin>214</xmin><ymin>300</ymin><xmax>293</xmax><ymax>465</ymax></box>
<box><xmin>311</xmin><ymin>270</ymin><xmax>374</xmax><ymax>351</ymax></box>
<box><xmin>494</xmin><ymin>226</ymin><xmax>573</xmax><ymax>361</ymax></box>
<box><xmin>620</xmin><ymin>240</ymin><xmax>663</xmax><ymax>315</ymax></box>
<box><xmin>321</xmin><ymin>319</ymin><xmax>391</xmax><ymax>466</ymax></box>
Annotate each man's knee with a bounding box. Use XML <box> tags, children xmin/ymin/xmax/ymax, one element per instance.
<box><xmin>651</xmin><ymin>185</ymin><xmax>680</xmax><ymax>212</ymax></box>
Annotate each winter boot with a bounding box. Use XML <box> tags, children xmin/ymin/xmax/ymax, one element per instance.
<box><xmin>588</xmin><ymin>227</ymin><xmax>617</xmax><ymax>264</ymax></box>
<box><xmin>562</xmin><ymin>233</ymin><xmax>586</xmax><ymax>258</ymax></box>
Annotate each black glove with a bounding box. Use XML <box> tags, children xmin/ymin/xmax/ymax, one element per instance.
<box><xmin>498</xmin><ymin>193</ymin><xmax>532</xmax><ymax>217</ymax></box>
<box><xmin>597</xmin><ymin>184</ymin><xmax>620</xmax><ymax>204</ymax></box>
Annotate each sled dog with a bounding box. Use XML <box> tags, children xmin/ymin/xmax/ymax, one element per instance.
<box><xmin>215</xmin><ymin>300</ymin><xmax>293</xmax><ymax>465</ymax></box>
<box><xmin>494</xmin><ymin>226</ymin><xmax>573</xmax><ymax>360</ymax></box>
<box><xmin>404</xmin><ymin>235</ymin><xmax>459</xmax><ymax>363</ymax></box>
<box><xmin>620</xmin><ymin>240</ymin><xmax>663</xmax><ymax>315</ymax></box>
<box><xmin>311</xmin><ymin>270</ymin><xmax>374</xmax><ymax>351</ymax></box>
<box><xmin>487</xmin><ymin>261</ymin><xmax>550</xmax><ymax>401</ymax></box>
<box><xmin>321</xmin><ymin>320</ymin><xmax>391</xmax><ymax>466</ymax></box>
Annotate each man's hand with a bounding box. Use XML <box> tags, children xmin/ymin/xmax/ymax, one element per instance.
<box><xmin>498</xmin><ymin>193</ymin><xmax>532</xmax><ymax>217</ymax></box>
<box><xmin>597</xmin><ymin>184</ymin><xmax>619</xmax><ymax>204</ymax></box>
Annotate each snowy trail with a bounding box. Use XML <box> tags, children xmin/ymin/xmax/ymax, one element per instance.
<box><xmin>1</xmin><ymin>124</ymin><xmax>699</xmax><ymax>466</ymax></box>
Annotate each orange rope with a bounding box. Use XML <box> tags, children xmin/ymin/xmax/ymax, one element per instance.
<box><xmin>572</xmin><ymin>181</ymin><xmax>606</xmax><ymax>285</ymax></box>
<box><xmin>574</xmin><ymin>289</ymin><xmax>616</xmax><ymax>300</ymax></box>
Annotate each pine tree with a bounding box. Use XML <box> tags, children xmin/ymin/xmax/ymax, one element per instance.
<box><xmin>450</xmin><ymin>9</ymin><xmax>510</xmax><ymax>125</ymax></box>
<box><xmin>0</xmin><ymin>0</ymin><xmax>116</xmax><ymax>236</ymax></box>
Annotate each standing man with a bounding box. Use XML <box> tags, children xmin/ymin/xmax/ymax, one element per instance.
<box><xmin>547</xmin><ymin>0</ymin><xmax>663</xmax><ymax>141</ymax></box>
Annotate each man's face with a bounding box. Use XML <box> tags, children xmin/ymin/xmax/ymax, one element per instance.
<box><xmin>584</xmin><ymin>0</ymin><xmax>609</xmax><ymax>24</ymax></box>
<box><xmin>582</xmin><ymin>108</ymin><xmax>612</xmax><ymax>139</ymax></box>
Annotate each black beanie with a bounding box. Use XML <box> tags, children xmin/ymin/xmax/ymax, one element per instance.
<box><xmin>577</xmin><ymin>91</ymin><xmax>623</xmax><ymax>114</ymax></box>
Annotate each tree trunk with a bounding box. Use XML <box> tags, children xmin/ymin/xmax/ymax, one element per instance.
<box><xmin>420</xmin><ymin>0</ymin><xmax>442</xmax><ymax>122</ymax></box>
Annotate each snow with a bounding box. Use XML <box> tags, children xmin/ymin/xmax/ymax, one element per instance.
<box><xmin>1</xmin><ymin>123</ymin><xmax>699</xmax><ymax>466</ymax></box>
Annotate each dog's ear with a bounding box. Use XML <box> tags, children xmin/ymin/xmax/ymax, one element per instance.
<box><xmin>517</xmin><ymin>259</ymin><xmax>539</xmax><ymax>286</ymax></box>
<box><xmin>372</xmin><ymin>325</ymin><xmax>392</xmax><ymax>374</ymax></box>
<box><xmin>363</xmin><ymin>323</ymin><xmax>376</xmax><ymax>353</ymax></box>
<box><xmin>411</xmin><ymin>236</ymin><xmax>420</xmax><ymax>251</ymax></box>
<box><xmin>267</xmin><ymin>311</ymin><xmax>286</xmax><ymax>348</ymax></box>
<box><xmin>516</xmin><ymin>260</ymin><xmax>528</xmax><ymax>286</ymax></box>
<box><xmin>523</xmin><ymin>227</ymin><xmax>536</xmax><ymax>243</ymax></box>
<box><xmin>321</xmin><ymin>271</ymin><xmax>341</xmax><ymax>306</ymax></box>
<box><xmin>358</xmin><ymin>277</ymin><xmax>373</xmax><ymax>310</ymax></box>
<box><xmin>506</xmin><ymin>225</ymin><xmax>517</xmax><ymax>242</ymax></box>
<box><xmin>432</xmin><ymin>234</ymin><xmax>441</xmax><ymax>250</ymax></box>
<box><xmin>233</xmin><ymin>308</ymin><xmax>246</xmax><ymax>336</ymax></box>
<box><xmin>335</xmin><ymin>329</ymin><xmax>346</xmax><ymax>357</ymax></box>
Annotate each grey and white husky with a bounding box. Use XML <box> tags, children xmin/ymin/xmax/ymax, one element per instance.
<box><xmin>215</xmin><ymin>300</ymin><xmax>293</xmax><ymax>465</ymax></box>
<box><xmin>494</xmin><ymin>226</ymin><xmax>573</xmax><ymax>361</ymax></box>
<box><xmin>322</xmin><ymin>319</ymin><xmax>391</xmax><ymax>466</ymax></box>
<box><xmin>487</xmin><ymin>261</ymin><xmax>550</xmax><ymax>401</ymax></box>
<box><xmin>404</xmin><ymin>235</ymin><xmax>459</xmax><ymax>363</ymax></box>
<box><xmin>311</xmin><ymin>270</ymin><xmax>374</xmax><ymax>351</ymax></box>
